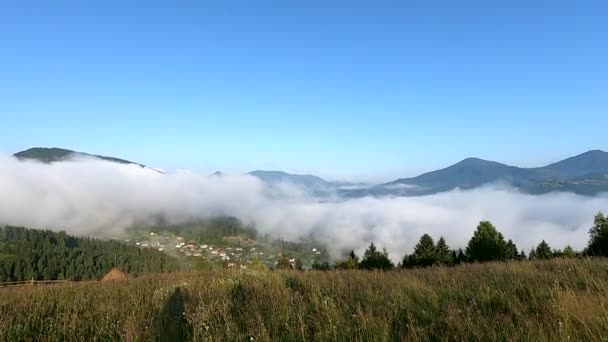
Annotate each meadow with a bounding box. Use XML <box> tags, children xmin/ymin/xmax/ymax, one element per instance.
<box><xmin>1</xmin><ymin>258</ymin><xmax>607</xmax><ymax>341</ymax></box>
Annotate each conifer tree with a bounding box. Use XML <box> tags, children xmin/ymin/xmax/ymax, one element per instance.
<box><xmin>534</xmin><ymin>240</ymin><xmax>553</xmax><ymax>259</ymax></box>
<box><xmin>435</xmin><ymin>237</ymin><xmax>452</xmax><ymax>265</ymax></box>
<box><xmin>360</xmin><ymin>243</ymin><xmax>394</xmax><ymax>270</ymax></box>
<box><xmin>587</xmin><ymin>212</ymin><xmax>608</xmax><ymax>256</ymax></box>
<box><xmin>466</xmin><ymin>221</ymin><xmax>509</xmax><ymax>262</ymax></box>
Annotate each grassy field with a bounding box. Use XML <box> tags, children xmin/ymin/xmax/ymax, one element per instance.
<box><xmin>1</xmin><ymin>258</ymin><xmax>608</xmax><ymax>341</ymax></box>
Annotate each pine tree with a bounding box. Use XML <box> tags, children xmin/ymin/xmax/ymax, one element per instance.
<box><xmin>435</xmin><ymin>237</ymin><xmax>452</xmax><ymax>265</ymax></box>
<box><xmin>587</xmin><ymin>212</ymin><xmax>608</xmax><ymax>256</ymax></box>
<box><xmin>505</xmin><ymin>239</ymin><xmax>520</xmax><ymax>260</ymax></box>
<box><xmin>450</xmin><ymin>250</ymin><xmax>458</xmax><ymax>265</ymax></box>
<box><xmin>334</xmin><ymin>250</ymin><xmax>359</xmax><ymax>269</ymax></box>
<box><xmin>534</xmin><ymin>240</ymin><xmax>553</xmax><ymax>259</ymax></box>
<box><xmin>466</xmin><ymin>221</ymin><xmax>509</xmax><ymax>262</ymax></box>
<box><xmin>411</xmin><ymin>234</ymin><xmax>437</xmax><ymax>267</ymax></box>
<box><xmin>562</xmin><ymin>245</ymin><xmax>577</xmax><ymax>258</ymax></box>
<box><xmin>360</xmin><ymin>243</ymin><xmax>394</xmax><ymax>270</ymax></box>
<box><xmin>456</xmin><ymin>249</ymin><xmax>466</xmax><ymax>263</ymax></box>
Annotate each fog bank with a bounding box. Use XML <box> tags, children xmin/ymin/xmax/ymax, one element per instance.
<box><xmin>1</xmin><ymin>154</ymin><xmax>606</xmax><ymax>260</ymax></box>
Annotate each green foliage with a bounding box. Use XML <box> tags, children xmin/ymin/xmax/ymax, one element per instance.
<box><xmin>249</xmin><ymin>257</ymin><xmax>269</xmax><ymax>271</ymax></box>
<box><xmin>194</xmin><ymin>258</ymin><xmax>224</xmax><ymax>271</ymax></box>
<box><xmin>534</xmin><ymin>240</ymin><xmax>553</xmax><ymax>259</ymax></box>
<box><xmin>412</xmin><ymin>234</ymin><xmax>437</xmax><ymax>267</ymax></box>
<box><xmin>334</xmin><ymin>250</ymin><xmax>360</xmax><ymax>270</ymax></box>
<box><xmin>276</xmin><ymin>256</ymin><xmax>291</xmax><ymax>270</ymax></box>
<box><xmin>294</xmin><ymin>257</ymin><xmax>303</xmax><ymax>271</ymax></box>
<box><xmin>456</xmin><ymin>249</ymin><xmax>467</xmax><ymax>263</ymax></box>
<box><xmin>466</xmin><ymin>221</ymin><xmax>509</xmax><ymax>262</ymax></box>
<box><xmin>435</xmin><ymin>237</ymin><xmax>452</xmax><ymax>264</ymax></box>
<box><xmin>505</xmin><ymin>239</ymin><xmax>521</xmax><ymax>260</ymax></box>
<box><xmin>0</xmin><ymin>226</ymin><xmax>179</xmax><ymax>282</ymax></box>
<box><xmin>587</xmin><ymin>212</ymin><xmax>608</xmax><ymax>256</ymax></box>
<box><xmin>311</xmin><ymin>259</ymin><xmax>331</xmax><ymax>271</ymax></box>
<box><xmin>403</xmin><ymin>235</ymin><xmax>454</xmax><ymax>268</ymax></box>
<box><xmin>360</xmin><ymin>243</ymin><xmax>394</xmax><ymax>270</ymax></box>
<box><xmin>561</xmin><ymin>245</ymin><xmax>578</xmax><ymax>258</ymax></box>
<box><xmin>150</xmin><ymin>217</ymin><xmax>258</xmax><ymax>245</ymax></box>
<box><xmin>520</xmin><ymin>249</ymin><xmax>527</xmax><ymax>260</ymax></box>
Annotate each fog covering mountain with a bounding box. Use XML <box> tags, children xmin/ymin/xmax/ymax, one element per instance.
<box><xmin>13</xmin><ymin>147</ymin><xmax>608</xmax><ymax>197</ymax></box>
<box><xmin>246</xmin><ymin>150</ymin><xmax>608</xmax><ymax>197</ymax></box>
<box><xmin>5</xmin><ymin>147</ymin><xmax>608</xmax><ymax>260</ymax></box>
<box><xmin>248</xmin><ymin>170</ymin><xmax>330</xmax><ymax>188</ymax></box>
<box><xmin>372</xmin><ymin>150</ymin><xmax>608</xmax><ymax>197</ymax></box>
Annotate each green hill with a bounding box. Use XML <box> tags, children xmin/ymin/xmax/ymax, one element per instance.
<box><xmin>14</xmin><ymin>147</ymin><xmax>145</xmax><ymax>168</ymax></box>
<box><xmin>0</xmin><ymin>225</ymin><xmax>178</xmax><ymax>281</ymax></box>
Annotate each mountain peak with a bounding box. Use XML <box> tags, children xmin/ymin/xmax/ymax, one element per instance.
<box><xmin>543</xmin><ymin>149</ymin><xmax>608</xmax><ymax>179</ymax></box>
<box><xmin>14</xmin><ymin>147</ymin><xmax>145</xmax><ymax>168</ymax></box>
<box><xmin>579</xmin><ymin>149</ymin><xmax>607</xmax><ymax>156</ymax></box>
<box><xmin>456</xmin><ymin>157</ymin><xmax>498</xmax><ymax>165</ymax></box>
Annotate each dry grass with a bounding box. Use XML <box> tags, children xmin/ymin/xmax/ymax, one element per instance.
<box><xmin>1</xmin><ymin>258</ymin><xmax>608</xmax><ymax>341</ymax></box>
<box><xmin>101</xmin><ymin>268</ymin><xmax>128</xmax><ymax>282</ymax></box>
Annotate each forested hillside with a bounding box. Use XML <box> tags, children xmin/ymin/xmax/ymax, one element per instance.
<box><xmin>147</xmin><ymin>217</ymin><xmax>258</xmax><ymax>244</ymax></box>
<box><xmin>0</xmin><ymin>226</ymin><xmax>179</xmax><ymax>282</ymax></box>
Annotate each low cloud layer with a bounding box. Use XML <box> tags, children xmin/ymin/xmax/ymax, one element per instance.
<box><xmin>1</xmin><ymin>154</ymin><xmax>606</xmax><ymax>260</ymax></box>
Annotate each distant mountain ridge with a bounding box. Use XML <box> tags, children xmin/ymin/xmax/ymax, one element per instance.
<box><xmin>371</xmin><ymin>150</ymin><xmax>608</xmax><ymax>196</ymax></box>
<box><xmin>12</xmin><ymin>147</ymin><xmax>608</xmax><ymax>196</ymax></box>
<box><xmin>14</xmin><ymin>147</ymin><xmax>146</xmax><ymax>168</ymax></box>
<box><xmin>248</xmin><ymin>170</ymin><xmax>330</xmax><ymax>188</ymax></box>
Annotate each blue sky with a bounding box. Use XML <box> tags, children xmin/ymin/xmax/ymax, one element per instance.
<box><xmin>1</xmin><ymin>1</ymin><xmax>607</xmax><ymax>181</ymax></box>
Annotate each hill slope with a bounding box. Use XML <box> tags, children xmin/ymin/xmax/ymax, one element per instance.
<box><xmin>0</xmin><ymin>225</ymin><xmax>178</xmax><ymax>281</ymax></box>
<box><xmin>248</xmin><ymin>170</ymin><xmax>329</xmax><ymax>187</ymax></box>
<box><xmin>372</xmin><ymin>150</ymin><xmax>608</xmax><ymax>196</ymax></box>
<box><xmin>14</xmin><ymin>147</ymin><xmax>145</xmax><ymax>167</ymax></box>
<box><xmin>541</xmin><ymin>150</ymin><xmax>608</xmax><ymax>179</ymax></box>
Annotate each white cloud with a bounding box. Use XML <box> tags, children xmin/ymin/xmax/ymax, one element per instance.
<box><xmin>1</xmin><ymin>154</ymin><xmax>606</xmax><ymax>261</ymax></box>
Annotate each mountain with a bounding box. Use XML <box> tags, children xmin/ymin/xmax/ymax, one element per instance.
<box><xmin>365</xmin><ymin>150</ymin><xmax>608</xmax><ymax>197</ymax></box>
<box><xmin>248</xmin><ymin>170</ymin><xmax>331</xmax><ymax>188</ymax></box>
<box><xmin>540</xmin><ymin>150</ymin><xmax>608</xmax><ymax>179</ymax></box>
<box><xmin>12</xmin><ymin>147</ymin><xmax>608</xmax><ymax>197</ymax></box>
<box><xmin>384</xmin><ymin>158</ymin><xmax>533</xmax><ymax>193</ymax></box>
<box><xmin>14</xmin><ymin>147</ymin><xmax>146</xmax><ymax>168</ymax></box>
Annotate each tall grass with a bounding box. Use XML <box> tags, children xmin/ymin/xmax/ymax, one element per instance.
<box><xmin>1</xmin><ymin>258</ymin><xmax>607</xmax><ymax>341</ymax></box>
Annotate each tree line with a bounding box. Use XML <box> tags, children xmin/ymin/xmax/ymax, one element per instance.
<box><xmin>0</xmin><ymin>226</ymin><xmax>179</xmax><ymax>282</ymax></box>
<box><xmin>145</xmin><ymin>217</ymin><xmax>258</xmax><ymax>246</ymax></box>
<box><xmin>311</xmin><ymin>212</ymin><xmax>608</xmax><ymax>271</ymax></box>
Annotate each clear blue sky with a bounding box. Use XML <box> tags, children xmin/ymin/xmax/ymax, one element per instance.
<box><xmin>1</xmin><ymin>1</ymin><xmax>607</xmax><ymax>181</ymax></box>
